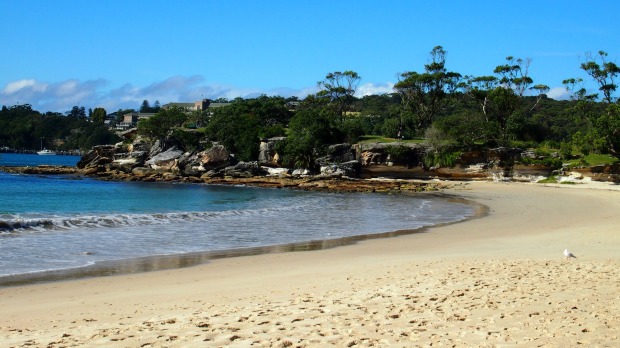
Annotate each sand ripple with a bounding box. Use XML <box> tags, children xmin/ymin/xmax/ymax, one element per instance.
<box><xmin>2</xmin><ymin>258</ymin><xmax>618</xmax><ymax>347</ymax></box>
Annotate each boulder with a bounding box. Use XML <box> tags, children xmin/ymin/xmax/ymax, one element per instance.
<box><xmin>258</xmin><ymin>137</ymin><xmax>286</xmax><ymax>165</ymax></box>
<box><xmin>320</xmin><ymin>160</ymin><xmax>360</xmax><ymax>177</ymax></box>
<box><xmin>132</xmin><ymin>167</ymin><xmax>157</xmax><ymax>177</ymax></box>
<box><xmin>223</xmin><ymin>161</ymin><xmax>266</xmax><ymax>178</ymax></box>
<box><xmin>145</xmin><ymin>147</ymin><xmax>183</xmax><ymax>171</ymax></box>
<box><xmin>265</xmin><ymin>167</ymin><xmax>290</xmax><ymax>176</ymax></box>
<box><xmin>200</xmin><ymin>145</ymin><xmax>230</xmax><ymax>166</ymax></box>
<box><xmin>76</xmin><ymin>145</ymin><xmax>118</xmax><ymax>169</ymax></box>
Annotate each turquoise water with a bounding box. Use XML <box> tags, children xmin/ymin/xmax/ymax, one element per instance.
<box><xmin>0</xmin><ymin>153</ymin><xmax>474</xmax><ymax>280</ymax></box>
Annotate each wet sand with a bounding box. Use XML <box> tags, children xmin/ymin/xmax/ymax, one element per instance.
<box><xmin>1</xmin><ymin>181</ymin><xmax>619</xmax><ymax>347</ymax></box>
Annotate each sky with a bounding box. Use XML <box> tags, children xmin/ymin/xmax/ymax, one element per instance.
<box><xmin>1</xmin><ymin>0</ymin><xmax>619</xmax><ymax>113</ymax></box>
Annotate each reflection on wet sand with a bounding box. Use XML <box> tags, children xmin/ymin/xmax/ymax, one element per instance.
<box><xmin>0</xmin><ymin>195</ymin><xmax>485</xmax><ymax>287</ymax></box>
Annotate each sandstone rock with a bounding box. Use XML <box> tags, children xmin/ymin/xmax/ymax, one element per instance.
<box><xmin>200</xmin><ymin>145</ymin><xmax>230</xmax><ymax>166</ymax></box>
<box><xmin>145</xmin><ymin>147</ymin><xmax>183</xmax><ymax>171</ymax></box>
<box><xmin>292</xmin><ymin>168</ymin><xmax>311</xmax><ymax>176</ymax></box>
<box><xmin>258</xmin><ymin>137</ymin><xmax>285</xmax><ymax>165</ymax></box>
<box><xmin>265</xmin><ymin>167</ymin><xmax>290</xmax><ymax>176</ymax></box>
<box><xmin>223</xmin><ymin>162</ymin><xmax>266</xmax><ymax>178</ymax></box>
<box><xmin>132</xmin><ymin>167</ymin><xmax>157</xmax><ymax>177</ymax></box>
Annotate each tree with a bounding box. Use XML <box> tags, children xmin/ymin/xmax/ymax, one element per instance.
<box><xmin>137</xmin><ymin>107</ymin><xmax>188</xmax><ymax>146</ymax></box>
<box><xmin>464</xmin><ymin>56</ymin><xmax>549</xmax><ymax>144</ymax></box>
<box><xmin>140</xmin><ymin>100</ymin><xmax>151</xmax><ymax>113</ymax></box>
<box><xmin>317</xmin><ymin>70</ymin><xmax>361</xmax><ymax>124</ymax></box>
<box><xmin>205</xmin><ymin>107</ymin><xmax>260</xmax><ymax>161</ymax></box>
<box><xmin>66</xmin><ymin>105</ymin><xmax>86</xmax><ymax>119</ymax></box>
<box><xmin>394</xmin><ymin>46</ymin><xmax>462</xmax><ymax>134</ymax></box>
<box><xmin>91</xmin><ymin>107</ymin><xmax>107</xmax><ymax>124</ymax></box>
<box><xmin>279</xmin><ymin>106</ymin><xmax>342</xmax><ymax>169</ymax></box>
<box><xmin>580</xmin><ymin>51</ymin><xmax>619</xmax><ymax>104</ymax></box>
<box><xmin>564</xmin><ymin>50</ymin><xmax>620</xmax><ymax>157</ymax></box>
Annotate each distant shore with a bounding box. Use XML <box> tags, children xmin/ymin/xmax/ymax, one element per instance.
<box><xmin>1</xmin><ymin>181</ymin><xmax>619</xmax><ymax>346</ymax></box>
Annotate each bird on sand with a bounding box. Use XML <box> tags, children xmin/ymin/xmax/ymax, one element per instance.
<box><xmin>564</xmin><ymin>249</ymin><xmax>577</xmax><ymax>259</ymax></box>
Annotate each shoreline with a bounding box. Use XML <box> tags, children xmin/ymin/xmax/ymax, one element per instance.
<box><xmin>0</xmin><ymin>191</ymin><xmax>484</xmax><ymax>287</ymax></box>
<box><xmin>2</xmin><ymin>181</ymin><xmax>619</xmax><ymax>346</ymax></box>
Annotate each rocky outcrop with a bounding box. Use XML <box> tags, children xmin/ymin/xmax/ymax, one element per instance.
<box><xmin>259</xmin><ymin>137</ymin><xmax>286</xmax><ymax>165</ymax></box>
<box><xmin>67</xmin><ymin>136</ymin><xmax>620</xmax><ymax>184</ymax></box>
<box><xmin>569</xmin><ymin>164</ymin><xmax>620</xmax><ymax>183</ymax></box>
<box><xmin>145</xmin><ymin>147</ymin><xmax>184</xmax><ymax>172</ymax></box>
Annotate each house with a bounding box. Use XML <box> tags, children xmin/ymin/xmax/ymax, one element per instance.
<box><xmin>116</xmin><ymin>112</ymin><xmax>156</xmax><ymax>130</ymax></box>
<box><xmin>115</xmin><ymin>99</ymin><xmax>232</xmax><ymax>131</ymax></box>
<box><xmin>162</xmin><ymin>99</ymin><xmax>231</xmax><ymax>112</ymax></box>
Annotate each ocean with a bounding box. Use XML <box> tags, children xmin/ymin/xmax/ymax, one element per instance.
<box><xmin>0</xmin><ymin>153</ymin><xmax>474</xmax><ymax>284</ymax></box>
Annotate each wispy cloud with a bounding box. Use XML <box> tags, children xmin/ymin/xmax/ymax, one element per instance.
<box><xmin>0</xmin><ymin>76</ymin><xmax>329</xmax><ymax>113</ymax></box>
<box><xmin>355</xmin><ymin>82</ymin><xmax>395</xmax><ymax>97</ymax></box>
<box><xmin>546</xmin><ymin>86</ymin><xmax>570</xmax><ymax>100</ymax></box>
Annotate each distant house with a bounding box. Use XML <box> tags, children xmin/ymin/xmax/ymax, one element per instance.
<box><xmin>116</xmin><ymin>112</ymin><xmax>156</xmax><ymax>130</ymax></box>
<box><xmin>162</xmin><ymin>99</ymin><xmax>230</xmax><ymax>114</ymax></box>
<box><xmin>115</xmin><ymin>100</ymin><xmax>232</xmax><ymax>131</ymax></box>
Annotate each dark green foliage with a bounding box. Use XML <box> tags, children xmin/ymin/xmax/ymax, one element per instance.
<box><xmin>204</xmin><ymin>96</ymin><xmax>293</xmax><ymax>161</ymax></box>
<box><xmin>0</xmin><ymin>104</ymin><xmax>119</xmax><ymax>150</ymax></box>
<box><xmin>169</xmin><ymin>128</ymin><xmax>205</xmax><ymax>152</ymax></box>
<box><xmin>137</xmin><ymin>107</ymin><xmax>189</xmax><ymax>146</ymax></box>
<box><xmin>91</xmin><ymin>107</ymin><xmax>107</xmax><ymax>124</ymax></box>
<box><xmin>205</xmin><ymin>107</ymin><xmax>260</xmax><ymax>162</ymax></box>
<box><xmin>423</xmin><ymin>150</ymin><xmax>462</xmax><ymax>168</ymax></box>
<box><xmin>518</xmin><ymin>155</ymin><xmax>563</xmax><ymax>169</ymax></box>
<box><xmin>278</xmin><ymin>108</ymin><xmax>343</xmax><ymax>169</ymax></box>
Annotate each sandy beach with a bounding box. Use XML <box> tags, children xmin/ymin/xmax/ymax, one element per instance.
<box><xmin>1</xmin><ymin>181</ymin><xmax>619</xmax><ymax>347</ymax></box>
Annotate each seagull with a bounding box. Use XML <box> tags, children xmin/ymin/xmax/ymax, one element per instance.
<box><xmin>564</xmin><ymin>249</ymin><xmax>577</xmax><ymax>259</ymax></box>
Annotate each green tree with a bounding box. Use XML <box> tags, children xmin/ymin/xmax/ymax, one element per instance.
<box><xmin>317</xmin><ymin>70</ymin><xmax>361</xmax><ymax>124</ymax></box>
<box><xmin>279</xmin><ymin>107</ymin><xmax>342</xmax><ymax>169</ymax></box>
<box><xmin>464</xmin><ymin>56</ymin><xmax>549</xmax><ymax>144</ymax></box>
<box><xmin>91</xmin><ymin>107</ymin><xmax>107</xmax><ymax>124</ymax></box>
<box><xmin>205</xmin><ymin>107</ymin><xmax>260</xmax><ymax>161</ymax></box>
<box><xmin>580</xmin><ymin>51</ymin><xmax>619</xmax><ymax>104</ymax></box>
<box><xmin>140</xmin><ymin>100</ymin><xmax>152</xmax><ymax>113</ymax></box>
<box><xmin>137</xmin><ymin>107</ymin><xmax>188</xmax><ymax>146</ymax></box>
<box><xmin>66</xmin><ymin>105</ymin><xmax>86</xmax><ymax>119</ymax></box>
<box><xmin>565</xmin><ymin>51</ymin><xmax>620</xmax><ymax>157</ymax></box>
<box><xmin>394</xmin><ymin>46</ymin><xmax>462</xmax><ymax>134</ymax></box>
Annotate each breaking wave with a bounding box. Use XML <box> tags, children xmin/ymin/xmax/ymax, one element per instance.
<box><xmin>0</xmin><ymin>204</ymin><xmax>310</xmax><ymax>233</ymax></box>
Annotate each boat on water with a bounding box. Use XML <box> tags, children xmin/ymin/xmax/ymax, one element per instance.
<box><xmin>37</xmin><ymin>149</ymin><xmax>56</xmax><ymax>155</ymax></box>
<box><xmin>37</xmin><ymin>137</ymin><xmax>56</xmax><ymax>155</ymax></box>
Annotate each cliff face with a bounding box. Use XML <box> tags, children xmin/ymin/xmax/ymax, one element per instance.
<box><xmin>74</xmin><ymin>139</ymin><xmax>619</xmax><ymax>184</ymax></box>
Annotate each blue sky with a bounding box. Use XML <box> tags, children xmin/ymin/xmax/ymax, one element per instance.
<box><xmin>1</xmin><ymin>0</ymin><xmax>619</xmax><ymax>113</ymax></box>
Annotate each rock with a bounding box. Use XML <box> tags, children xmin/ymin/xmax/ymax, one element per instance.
<box><xmin>223</xmin><ymin>162</ymin><xmax>266</xmax><ymax>178</ymax></box>
<box><xmin>145</xmin><ymin>147</ymin><xmax>183</xmax><ymax>171</ymax></box>
<box><xmin>258</xmin><ymin>137</ymin><xmax>286</xmax><ymax>165</ymax></box>
<box><xmin>265</xmin><ymin>167</ymin><xmax>290</xmax><ymax>176</ymax></box>
<box><xmin>292</xmin><ymin>168</ymin><xmax>311</xmax><ymax>177</ymax></box>
<box><xmin>132</xmin><ymin>167</ymin><xmax>157</xmax><ymax>177</ymax></box>
<box><xmin>200</xmin><ymin>145</ymin><xmax>230</xmax><ymax>166</ymax></box>
<box><xmin>320</xmin><ymin>160</ymin><xmax>360</xmax><ymax>177</ymax></box>
<box><xmin>76</xmin><ymin>145</ymin><xmax>118</xmax><ymax>169</ymax></box>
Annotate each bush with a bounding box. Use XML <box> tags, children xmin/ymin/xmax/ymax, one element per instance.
<box><xmin>423</xmin><ymin>150</ymin><xmax>462</xmax><ymax>168</ymax></box>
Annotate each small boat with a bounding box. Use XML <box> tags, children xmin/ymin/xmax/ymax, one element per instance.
<box><xmin>37</xmin><ymin>149</ymin><xmax>56</xmax><ymax>155</ymax></box>
<box><xmin>37</xmin><ymin>137</ymin><xmax>56</xmax><ymax>155</ymax></box>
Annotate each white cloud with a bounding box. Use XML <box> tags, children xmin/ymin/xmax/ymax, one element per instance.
<box><xmin>546</xmin><ymin>86</ymin><xmax>570</xmax><ymax>100</ymax></box>
<box><xmin>355</xmin><ymin>82</ymin><xmax>395</xmax><ymax>97</ymax></box>
<box><xmin>2</xmin><ymin>79</ymin><xmax>48</xmax><ymax>94</ymax></box>
<box><xmin>0</xmin><ymin>76</ymin><xmax>394</xmax><ymax>113</ymax></box>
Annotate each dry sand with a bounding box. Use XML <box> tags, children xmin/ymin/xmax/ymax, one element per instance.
<box><xmin>1</xmin><ymin>181</ymin><xmax>619</xmax><ymax>347</ymax></box>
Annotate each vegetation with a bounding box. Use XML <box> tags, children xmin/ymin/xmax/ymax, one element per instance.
<box><xmin>1</xmin><ymin>47</ymin><xmax>618</xmax><ymax>171</ymax></box>
<box><xmin>0</xmin><ymin>104</ymin><xmax>119</xmax><ymax>151</ymax></box>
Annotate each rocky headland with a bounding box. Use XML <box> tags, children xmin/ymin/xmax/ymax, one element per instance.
<box><xmin>2</xmin><ymin>137</ymin><xmax>619</xmax><ymax>191</ymax></box>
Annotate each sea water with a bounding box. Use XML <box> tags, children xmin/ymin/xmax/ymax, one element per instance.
<box><xmin>0</xmin><ymin>153</ymin><xmax>474</xmax><ymax>281</ymax></box>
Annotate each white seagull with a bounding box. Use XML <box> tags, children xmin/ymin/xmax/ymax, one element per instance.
<box><xmin>564</xmin><ymin>249</ymin><xmax>577</xmax><ymax>259</ymax></box>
